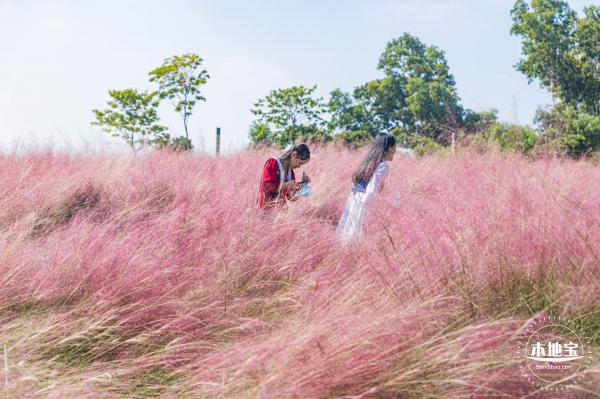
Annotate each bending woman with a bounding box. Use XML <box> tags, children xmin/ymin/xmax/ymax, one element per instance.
<box><xmin>336</xmin><ymin>133</ymin><xmax>396</xmax><ymax>244</ymax></box>
<box><xmin>258</xmin><ymin>144</ymin><xmax>311</xmax><ymax>209</ymax></box>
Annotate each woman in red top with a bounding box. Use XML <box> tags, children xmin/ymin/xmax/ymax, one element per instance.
<box><xmin>258</xmin><ymin>144</ymin><xmax>311</xmax><ymax>209</ymax></box>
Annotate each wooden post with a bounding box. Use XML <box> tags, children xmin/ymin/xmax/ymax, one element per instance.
<box><xmin>216</xmin><ymin>127</ymin><xmax>221</xmax><ymax>156</ymax></box>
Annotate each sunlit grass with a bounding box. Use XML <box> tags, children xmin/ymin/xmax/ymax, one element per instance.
<box><xmin>0</xmin><ymin>146</ymin><xmax>598</xmax><ymax>397</ymax></box>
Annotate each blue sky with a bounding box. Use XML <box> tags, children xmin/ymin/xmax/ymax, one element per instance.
<box><xmin>0</xmin><ymin>0</ymin><xmax>593</xmax><ymax>153</ymax></box>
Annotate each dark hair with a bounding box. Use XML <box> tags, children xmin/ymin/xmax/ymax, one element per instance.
<box><xmin>352</xmin><ymin>133</ymin><xmax>396</xmax><ymax>185</ymax></box>
<box><xmin>279</xmin><ymin>143</ymin><xmax>311</xmax><ymax>161</ymax></box>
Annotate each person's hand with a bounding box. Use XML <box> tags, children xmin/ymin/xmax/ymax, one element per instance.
<box><xmin>301</xmin><ymin>172</ymin><xmax>311</xmax><ymax>183</ymax></box>
<box><xmin>282</xmin><ymin>180</ymin><xmax>300</xmax><ymax>190</ymax></box>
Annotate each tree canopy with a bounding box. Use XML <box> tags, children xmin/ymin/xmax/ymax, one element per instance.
<box><xmin>149</xmin><ymin>53</ymin><xmax>210</xmax><ymax>139</ymax></box>
<box><xmin>328</xmin><ymin>33</ymin><xmax>465</xmax><ymax>144</ymax></box>
<box><xmin>250</xmin><ymin>85</ymin><xmax>328</xmax><ymax>147</ymax></box>
<box><xmin>92</xmin><ymin>89</ymin><xmax>167</xmax><ymax>152</ymax></box>
<box><xmin>511</xmin><ymin>0</ymin><xmax>600</xmax><ymax>115</ymax></box>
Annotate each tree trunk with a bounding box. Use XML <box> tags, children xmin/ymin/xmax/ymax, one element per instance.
<box><xmin>184</xmin><ymin>114</ymin><xmax>189</xmax><ymax>140</ymax></box>
<box><xmin>291</xmin><ymin>115</ymin><xmax>297</xmax><ymax>145</ymax></box>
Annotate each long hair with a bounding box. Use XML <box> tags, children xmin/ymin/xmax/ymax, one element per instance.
<box><xmin>352</xmin><ymin>133</ymin><xmax>396</xmax><ymax>184</ymax></box>
<box><xmin>279</xmin><ymin>143</ymin><xmax>311</xmax><ymax>161</ymax></box>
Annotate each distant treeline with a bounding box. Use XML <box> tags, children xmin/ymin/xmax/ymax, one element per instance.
<box><xmin>92</xmin><ymin>0</ymin><xmax>599</xmax><ymax>158</ymax></box>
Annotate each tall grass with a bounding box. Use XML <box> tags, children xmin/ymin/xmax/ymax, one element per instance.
<box><xmin>0</xmin><ymin>146</ymin><xmax>598</xmax><ymax>398</ymax></box>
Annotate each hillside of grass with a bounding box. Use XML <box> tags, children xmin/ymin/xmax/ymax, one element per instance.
<box><xmin>0</xmin><ymin>146</ymin><xmax>598</xmax><ymax>398</ymax></box>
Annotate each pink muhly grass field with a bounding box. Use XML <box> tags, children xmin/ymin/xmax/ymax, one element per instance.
<box><xmin>0</xmin><ymin>145</ymin><xmax>598</xmax><ymax>398</ymax></box>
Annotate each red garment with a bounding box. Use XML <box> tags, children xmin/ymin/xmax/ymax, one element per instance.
<box><xmin>258</xmin><ymin>158</ymin><xmax>297</xmax><ymax>209</ymax></box>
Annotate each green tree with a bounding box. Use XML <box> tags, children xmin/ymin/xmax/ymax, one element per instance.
<box><xmin>378</xmin><ymin>33</ymin><xmax>455</xmax><ymax>85</ymax></box>
<box><xmin>148</xmin><ymin>53</ymin><xmax>210</xmax><ymax>140</ymax></box>
<box><xmin>152</xmin><ymin>133</ymin><xmax>194</xmax><ymax>152</ymax></box>
<box><xmin>328</xmin><ymin>33</ymin><xmax>465</xmax><ymax>145</ymax></box>
<box><xmin>462</xmin><ymin>109</ymin><xmax>499</xmax><ymax>134</ymax></box>
<box><xmin>336</xmin><ymin>130</ymin><xmax>373</xmax><ymax>148</ymax></box>
<box><xmin>511</xmin><ymin>1</ymin><xmax>600</xmax><ymax>115</ymax></box>
<box><xmin>358</xmin><ymin>78</ymin><xmax>410</xmax><ymax>133</ymax></box>
<box><xmin>250</xmin><ymin>85</ymin><xmax>327</xmax><ymax>147</ymax></box>
<box><xmin>576</xmin><ymin>6</ymin><xmax>600</xmax><ymax>115</ymax></box>
<box><xmin>92</xmin><ymin>89</ymin><xmax>167</xmax><ymax>152</ymax></box>
<box><xmin>534</xmin><ymin>103</ymin><xmax>600</xmax><ymax>156</ymax></box>
<box><xmin>391</xmin><ymin>128</ymin><xmax>442</xmax><ymax>156</ymax></box>
<box><xmin>328</xmin><ymin>89</ymin><xmax>363</xmax><ymax>133</ymax></box>
<box><xmin>476</xmin><ymin>123</ymin><xmax>538</xmax><ymax>153</ymax></box>
<box><xmin>379</xmin><ymin>33</ymin><xmax>464</xmax><ymax>142</ymax></box>
<box><xmin>248</xmin><ymin>121</ymin><xmax>272</xmax><ymax>146</ymax></box>
<box><xmin>328</xmin><ymin>86</ymin><xmax>388</xmax><ymax>137</ymax></box>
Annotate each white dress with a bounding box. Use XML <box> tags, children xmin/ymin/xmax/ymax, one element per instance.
<box><xmin>336</xmin><ymin>161</ymin><xmax>389</xmax><ymax>244</ymax></box>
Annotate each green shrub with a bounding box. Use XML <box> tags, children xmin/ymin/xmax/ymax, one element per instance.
<box><xmin>461</xmin><ymin>122</ymin><xmax>537</xmax><ymax>154</ymax></box>
<box><xmin>392</xmin><ymin>128</ymin><xmax>443</xmax><ymax>156</ymax></box>
<box><xmin>154</xmin><ymin>134</ymin><xmax>194</xmax><ymax>152</ymax></box>
<box><xmin>535</xmin><ymin>104</ymin><xmax>600</xmax><ymax>157</ymax></box>
<box><xmin>336</xmin><ymin>130</ymin><xmax>373</xmax><ymax>148</ymax></box>
<box><xmin>489</xmin><ymin>123</ymin><xmax>537</xmax><ymax>153</ymax></box>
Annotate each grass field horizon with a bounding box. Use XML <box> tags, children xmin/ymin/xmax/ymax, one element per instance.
<box><xmin>0</xmin><ymin>145</ymin><xmax>598</xmax><ymax>398</ymax></box>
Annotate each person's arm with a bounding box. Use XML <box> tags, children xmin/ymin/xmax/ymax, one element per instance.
<box><xmin>281</xmin><ymin>179</ymin><xmax>301</xmax><ymax>200</ymax></box>
<box><xmin>282</xmin><ymin>168</ymin><xmax>305</xmax><ymax>201</ymax></box>
<box><xmin>281</xmin><ymin>171</ymin><xmax>309</xmax><ymax>191</ymax></box>
<box><xmin>260</xmin><ymin>159</ymin><xmax>280</xmax><ymax>201</ymax></box>
<box><xmin>280</xmin><ymin>180</ymin><xmax>301</xmax><ymax>190</ymax></box>
<box><xmin>365</xmin><ymin>162</ymin><xmax>389</xmax><ymax>203</ymax></box>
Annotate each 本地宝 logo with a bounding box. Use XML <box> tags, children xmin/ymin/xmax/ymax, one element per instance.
<box><xmin>517</xmin><ymin>315</ymin><xmax>592</xmax><ymax>392</ymax></box>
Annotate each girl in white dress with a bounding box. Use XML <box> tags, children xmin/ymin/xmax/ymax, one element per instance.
<box><xmin>336</xmin><ymin>133</ymin><xmax>396</xmax><ymax>244</ymax></box>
